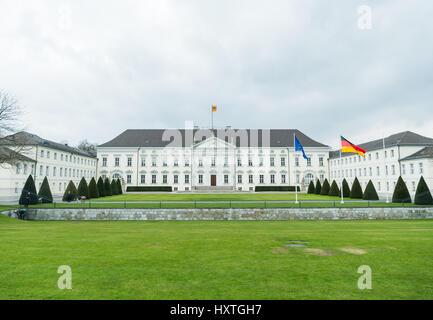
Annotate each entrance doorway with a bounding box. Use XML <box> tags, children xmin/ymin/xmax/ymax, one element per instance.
<box><xmin>211</xmin><ymin>175</ymin><xmax>217</xmax><ymax>186</ymax></box>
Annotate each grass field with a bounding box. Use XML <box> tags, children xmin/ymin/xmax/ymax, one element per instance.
<box><xmin>1</xmin><ymin>211</ymin><xmax>433</xmax><ymax>299</ymax></box>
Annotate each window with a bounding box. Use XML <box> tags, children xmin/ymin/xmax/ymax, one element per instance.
<box><xmin>369</xmin><ymin>167</ymin><xmax>372</xmax><ymax>176</ymax></box>
<box><xmin>224</xmin><ymin>175</ymin><xmax>229</xmax><ymax>184</ymax></box>
<box><xmin>319</xmin><ymin>157</ymin><xmax>324</xmax><ymax>167</ymax></box>
<box><xmin>259</xmin><ymin>175</ymin><xmax>264</xmax><ymax>184</ymax></box>
<box><xmin>115</xmin><ymin>157</ymin><xmax>120</xmax><ymax>166</ymax></box>
<box><xmin>419</xmin><ymin>163</ymin><xmax>424</xmax><ymax>174</ymax></box>
<box><xmin>384</xmin><ymin>151</ymin><xmax>387</xmax><ymax>158</ymax></box>
<box><xmin>53</xmin><ymin>167</ymin><xmax>57</xmax><ymax>176</ymax></box>
<box><xmin>385</xmin><ymin>165</ymin><xmax>389</xmax><ymax>176</ymax></box>
<box><xmin>237</xmin><ymin>175</ymin><xmax>242</xmax><ymax>184</ymax></box>
<box><xmin>163</xmin><ymin>175</ymin><xmax>167</xmax><ymax>184</ymax></box>
<box><xmin>211</xmin><ymin>157</ymin><xmax>216</xmax><ymax>167</ymax></box>
<box><xmin>199</xmin><ymin>159</ymin><xmax>203</xmax><ymax>167</ymax></box>
<box><xmin>368</xmin><ymin>154</ymin><xmax>371</xmax><ymax>161</ymax></box>
<box><xmin>391</xmin><ymin>150</ymin><xmax>395</xmax><ymax>158</ymax></box>
<box><xmin>152</xmin><ymin>175</ymin><xmax>156</xmax><ymax>184</ymax></box>
<box><xmin>281</xmin><ymin>157</ymin><xmax>285</xmax><ymax>167</ymax></box>
<box><xmin>185</xmin><ymin>175</ymin><xmax>190</xmax><ymax>184</ymax></box>
<box><xmin>127</xmin><ymin>157</ymin><xmax>132</xmax><ymax>167</ymax></box>
<box><xmin>376</xmin><ymin>166</ymin><xmax>380</xmax><ymax>176</ymax></box>
<box><xmin>65</xmin><ymin>155</ymin><xmax>68</xmax><ymax>161</ymax></box>
<box><xmin>198</xmin><ymin>175</ymin><xmax>203</xmax><ymax>184</ymax></box>
<box><xmin>174</xmin><ymin>175</ymin><xmax>178</xmax><ymax>184</ymax></box>
<box><xmin>363</xmin><ymin>168</ymin><xmax>367</xmax><ymax>176</ymax></box>
<box><xmin>376</xmin><ymin>152</ymin><xmax>379</xmax><ymax>160</ymax></box>
<box><xmin>402</xmin><ymin>164</ymin><xmax>406</xmax><ymax>175</ymax></box>
<box><xmin>72</xmin><ymin>169</ymin><xmax>75</xmax><ymax>177</ymax></box>
<box><xmin>237</xmin><ymin>158</ymin><xmax>242</xmax><ymax>166</ymax></box>
<box><xmin>46</xmin><ymin>166</ymin><xmax>49</xmax><ymax>176</ymax></box>
<box><xmin>307</xmin><ymin>158</ymin><xmax>311</xmax><ymax>167</ymax></box>
<box><xmin>270</xmin><ymin>174</ymin><xmax>275</xmax><ymax>184</ymax></box>
<box><xmin>248</xmin><ymin>157</ymin><xmax>253</xmax><ymax>167</ymax></box>
<box><xmin>60</xmin><ymin>167</ymin><xmax>63</xmax><ymax>177</ymax></box>
<box><xmin>392</xmin><ymin>165</ymin><xmax>396</xmax><ymax>175</ymax></box>
<box><xmin>412</xmin><ymin>181</ymin><xmax>416</xmax><ymax>192</ymax></box>
<box><xmin>162</xmin><ymin>158</ymin><xmax>167</xmax><ymax>167</ymax></box>
<box><xmin>387</xmin><ymin>182</ymin><xmax>390</xmax><ymax>191</ymax></box>
<box><xmin>40</xmin><ymin>150</ymin><xmax>44</xmax><ymax>157</ymax></box>
<box><xmin>296</xmin><ymin>174</ymin><xmax>300</xmax><ymax>184</ymax></box>
<box><xmin>259</xmin><ymin>157</ymin><xmax>263</xmax><ymax>167</ymax></box>
<box><xmin>378</xmin><ymin>182</ymin><xmax>381</xmax><ymax>191</ymax></box>
<box><xmin>16</xmin><ymin>163</ymin><xmax>21</xmax><ymax>174</ymax></box>
<box><xmin>295</xmin><ymin>157</ymin><xmax>299</xmax><ymax>167</ymax></box>
<box><xmin>141</xmin><ymin>158</ymin><xmax>146</xmax><ymax>167</ymax></box>
<box><xmin>141</xmin><ymin>175</ymin><xmax>145</xmax><ymax>184</ymax></box>
<box><xmin>152</xmin><ymin>157</ymin><xmax>157</xmax><ymax>167</ymax></box>
<box><xmin>54</xmin><ymin>153</ymin><xmax>57</xmax><ymax>160</ymax></box>
<box><xmin>249</xmin><ymin>175</ymin><xmax>253</xmax><ymax>184</ymax></box>
<box><xmin>174</xmin><ymin>159</ymin><xmax>179</xmax><ymax>167</ymax></box>
<box><xmin>31</xmin><ymin>164</ymin><xmax>34</xmax><ymax>175</ymax></box>
<box><xmin>281</xmin><ymin>174</ymin><xmax>286</xmax><ymax>184</ymax></box>
<box><xmin>127</xmin><ymin>175</ymin><xmax>132</xmax><ymax>184</ymax></box>
<box><xmin>270</xmin><ymin>157</ymin><xmax>274</xmax><ymax>167</ymax></box>
<box><xmin>102</xmin><ymin>157</ymin><xmax>107</xmax><ymax>167</ymax></box>
<box><xmin>61</xmin><ymin>154</ymin><xmax>64</xmax><ymax>161</ymax></box>
<box><xmin>410</xmin><ymin>163</ymin><xmax>414</xmax><ymax>174</ymax></box>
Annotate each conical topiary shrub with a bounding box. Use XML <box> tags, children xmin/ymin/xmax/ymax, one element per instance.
<box><xmin>104</xmin><ymin>177</ymin><xmax>112</xmax><ymax>197</ymax></box>
<box><xmin>315</xmin><ymin>180</ymin><xmax>322</xmax><ymax>195</ymax></box>
<box><xmin>77</xmin><ymin>177</ymin><xmax>89</xmax><ymax>199</ymax></box>
<box><xmin>97</xmin><ymin>177</ymin><xmax>105</xmax><ymax>197</ymax></box>
<box><xmin>62</xmin><ymin>180</ymin><xmax>78</xmax><ymax>201</ymax></box>
<box><xmin>307</xmin><ymin>181</ymin><xmax>315</xmax><ymax>194</ymax></box>
<box><xmin>117</xmin><ymin>179</ymin><xmax>123</xmax><ymax>195</ymax></box>
<box><xmin>88</xmin><ymin>177</ymin><xmax>99</xmax><ymax>199</ymax></box>
<box><xmin>350</xmin><ymin>177</ymin><xmax>363</xmax><ymax>199</ymax></box>
<box><xmin>392</xmin><ymin>176</ymin><xmax>411</xmax><ymax>203</ymax></box>
<box><xmin>320</xmin><ymin>179</ymin><xmax>330</xmax><ymax>195</ymax></box>
<box><xmin>38</xmin><ymin>177</ymin><xmax>53</xmax><ymax>203</ymax></box>
<box><xmin>328</xmin><ymin>180</ymin><xmax>340</xmax><ymax>197</ymax></box>
<box><xmin>110</xmin><ymin>179</ymin><xmax>118</xmax><ymax>195</ymax></box>
<box><xmin>363</xmin><ymin>180</ymin><xmax>379</xmax><ymax>201</ymax></box>
<box><xmin>19</xmin><ymin>175</ymin><xmax>38</xmax><ymax>205</ymax></box>
<box><xmin>414</xmin><ymin>176</ymin><xmax>433</xmax><ymax>205</ymax></box>
<box><xmin>342</xmin><ymin>179</ymin><xmax>351</xmax><ymax>198</ymax></box>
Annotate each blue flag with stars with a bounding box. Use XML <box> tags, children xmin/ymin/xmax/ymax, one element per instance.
<box><xmin>295</xmin><ymin>135</ymin><xmax>309</xmax><ymax>160</ymax></box>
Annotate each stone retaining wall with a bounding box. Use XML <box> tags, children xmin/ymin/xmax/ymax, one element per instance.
<box><xmin>2</xmin><ymin>207</ymin><xmax>433</xmax><ymax>221</ymax></box>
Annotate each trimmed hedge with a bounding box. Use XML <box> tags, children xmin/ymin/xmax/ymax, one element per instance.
<box><xmin>307</xmin><ymin>181</ymin><xmax>315</xmax><ymax>194</ymax></box>
<box><xmin>342</xmin><ymin>179</ymin><xmax>351</xmax><ymax>198</ymax></box>
<box><xmin>328</xmin><ymin>180</ymin><xmax>340</xmax><ymax>197</ymax></box>
<box><xmin>77</xmin><ymin>177</ymin><xmax>89</xmax><ymax>199</ymax></box>
<box><xmin>111</xmin><ymin>179</ymin><xmax>119</xmax><ymax>195</ymax></box>
<box><xmin>88</xmin><ymin>177</ymin><xmax>99</xmax><ymax>199</ymax></box>
<box><xmin>314</xmin><ymin>180</ymin><xmax>322</xmax><ymax>195</ymax></box>
<box><xmin>97</xmin><ymin>177</ymin><xmax>105</xmax><ymax>197</ymax></box>
<box><xmin>255</xmin><ymin>186</ymin><xmax>300</xmax><ymax>192</ymax></box>
<box><xmin>19</xmin><ymin>175</ymin><xmax>38</xmax><ymax>205</ymax></box>
<box><xmin>363</xmin><ymin>180</ymin><xmax>379</xmax><ymax>201</ymax></box>
<box><xmin>126</xmin><ymin>186</ymin><xmax>172</xmax><ymax>192</ymax></box>
<box><xmin>350</xmin><ymin>177</ymin><xmax>363</xmax><ymax>199</ymax></box>
<box><xmin>38</xmin><ymin>177</ymin><xmax>53</xmax><ymax>203</ymax></box>
<box><xmin>320</xmin><ymin>179</ymin><xmax>330</xmax><ymax>195</ymax></box>
<box><xmin>392</xmin><ymin>176</ymin><xmax>411</xmax><ymax>203</ymax></box>
<box><xmin>414</xmin><ymin>176</ymin><xmax>433</xmax><ymax>205</ymax></box>
<box><xmin>62</xmin><ymin>181</ymin><xmax>78</xmax><ymax>202</ymax></box>
<box><xmin>117</xmin><ymin>179</ymin><xmax>123</xmax><ymax>195</ymax></box>
<box><xmin>104</xmin><ymin>177</ymin><xmax>112</xmax><ymax>196</ymax></box>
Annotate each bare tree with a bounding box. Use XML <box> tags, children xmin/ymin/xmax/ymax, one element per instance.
<box><xmin>0</xmin><ymin>90</ymin><xmax>29</xmax><ymax>166</ymax></box>
<box><xmin>77</xmin><ymin>139</ymin><xmax>98</xmax><ymax>156</ymax></box>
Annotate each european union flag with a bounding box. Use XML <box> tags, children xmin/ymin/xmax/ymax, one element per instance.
<box><xmin>295</xmin><ymin>135</ymin><xmax>309</xmax><ymax>160</ymax></box>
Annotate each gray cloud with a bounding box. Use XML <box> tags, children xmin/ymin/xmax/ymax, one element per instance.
<box><xmin>0</xmin><ymin>0</ymin><xmax>432</xmax><ymax>149</ymax></box>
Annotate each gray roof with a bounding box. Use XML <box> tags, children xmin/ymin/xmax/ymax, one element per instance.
<box><xmin>98</xmin><ymin>129</ymin><xmax>329</xmax><ymax>148</ymax></box>
<box><xmin>329</xmin><ymin>131</ymin><xmax>433</xmax><ymax>159</ymax></box>
<box><xmin>400</xmin><ymin>146</ymin><xmax>433</xmax><ymax>161</ymax></box>
<box><xmin>0</xmin><ymin>147</ymin><xmax>36</xmax><ymax>163</ymax></box>
<box><xmin>0</xmin><ymin>132</ymin><xmax>96</xmax><ymax>158</ymax></box>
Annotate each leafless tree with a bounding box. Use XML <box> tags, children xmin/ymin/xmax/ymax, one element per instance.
<box><xmin>0</xmin><ymin>90</ymin><xmax>29</xmax><ymax>166</ymax></box>
<box><xmin>77</xmin><ymin>139</ymin><xmax>98</xmax><ymax>156</ymax></box>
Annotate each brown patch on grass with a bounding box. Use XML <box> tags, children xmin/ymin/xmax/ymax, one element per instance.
<box><xmin>305</xmin><ymin>248</ymin><xmax>335</xmax><ymax>256</ymax></box>
<box><xmin>272</xmin><ymin>247</ymin><xmax>290</xmax><ymax>254</ymax></box>
<box><xmin>339</xmin><ymin>248</ymin><xmax>367</xmax><ymax>255</ymax></box>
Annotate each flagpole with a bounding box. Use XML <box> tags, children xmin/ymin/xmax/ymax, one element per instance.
<box><xmin>340</xmin><ymin>136</ymin><xmax>344</xmax><ymax>204</ymax></box>
<box><xmin>294</xmin><ymin>133</ymin><xmax>298</xmax><ymax>204</ymax></box>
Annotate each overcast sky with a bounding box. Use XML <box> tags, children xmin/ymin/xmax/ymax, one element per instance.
<box><xmin>1</xmin><ymin>0</ymin><xmax>432</xmax><ymax>149</ymax></box>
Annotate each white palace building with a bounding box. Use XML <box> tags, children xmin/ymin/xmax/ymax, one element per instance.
<box><xmin>97</xmin><ymin>127</ymin><xmax>331</xmax><ymax>192</ymax></box>
<box><xmin>0</xmin><ymin>128</ymin><xmax>432</xmax><ymax>201</ymax></box>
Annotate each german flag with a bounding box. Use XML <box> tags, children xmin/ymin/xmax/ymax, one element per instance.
<box><xmin>341</xmin><ymin>136</ymin><xmax>366</xmax><ymax>157</ymax></box>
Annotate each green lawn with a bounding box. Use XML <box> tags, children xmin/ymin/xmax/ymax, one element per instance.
<box><xmin>1</xmin><ymin>212</ymin><xmax>432</xmax><ymax>299</ymax></box>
